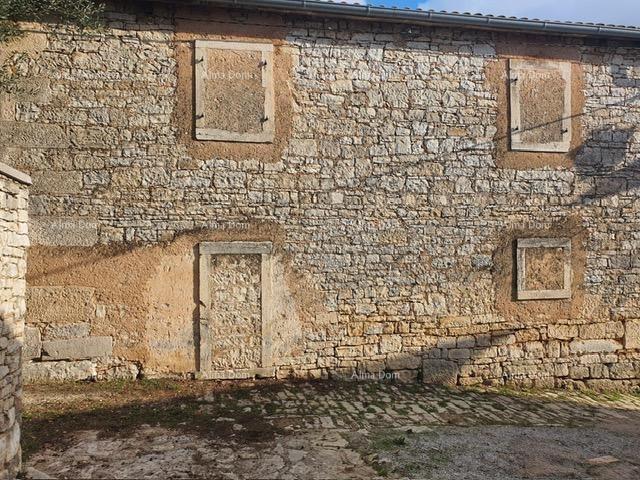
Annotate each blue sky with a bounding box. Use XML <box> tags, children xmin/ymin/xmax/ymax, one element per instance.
<box><xmin>344</xmin><ymin>0</ymin><xmax>640</xmax><ymax>26</ymax></box>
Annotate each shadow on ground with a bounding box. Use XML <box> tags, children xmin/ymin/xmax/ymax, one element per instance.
<box><xmin>22</xmin><ymin>379</ymin><xmax>640</xmax><ymax>479</ymax></box>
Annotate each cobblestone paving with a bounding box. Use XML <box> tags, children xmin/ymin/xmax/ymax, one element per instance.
<box><xmin>24</xmin><ymin>381</ymin><xmax>640</xmax><ymax>479</ymax></box>
<box><xmin>205</xmin><ymin>382</ymin><xmax>640</xmax><ymax>429</ymax></box>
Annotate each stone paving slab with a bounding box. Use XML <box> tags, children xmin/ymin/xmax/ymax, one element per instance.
<box><xmin>23</xmin><ymin>381</ymin><xmax>640</xmax><ymax>479</ymax></box>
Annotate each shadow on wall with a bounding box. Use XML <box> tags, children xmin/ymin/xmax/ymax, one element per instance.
<box><xmin>340</xmin><ymin>327</ymin><xmax>543</xmax><ymax>388</ymax></box>
<box><xmin>575</xmin><ymin>126</ymin><xmax>640</xmax><ymax>200</ymax></box>
<box><xmin>570</xmin><ymin>62</ymin><xmax>639</xmax><ymax>201</ymax></box>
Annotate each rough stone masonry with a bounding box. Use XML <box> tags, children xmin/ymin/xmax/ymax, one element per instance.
<box><xmin>0</xmin><ymin>163</ymin><xmax>30</xmax><ymax>479</ymax></box>
<box><xmin>1</xmin><ymin>1</ymin><xmax>639</xmax><ymax>389</ymax></box>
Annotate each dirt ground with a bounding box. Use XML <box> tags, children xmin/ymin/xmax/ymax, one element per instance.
<box><xmin>21</xmin><ymin>379</ymin><xmax>640</xmax><ymax>479</ymax></box>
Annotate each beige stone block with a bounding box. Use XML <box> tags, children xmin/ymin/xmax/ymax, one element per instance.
<box><xmin>111</xmin><ymin>168</ymin><xmax>142</xmax><ymax>188</ymax></box>
<box><xmin>23</xmin><ymin>326</ymin><xmax>41</xmax><ymax>360</ymax></box>
<box><xmin>569</xmin><ymin>366</ymin><xmax>590</xmax><ymax>379</ymax></box>
<box><xmin>42</xmin><ymin>336</ymin><xmax>113</xmax><ymax>360</ymax></box>
<box><xmin>386</xmin><ymin>353</ymin><xmax>421</xmax><ymax>370</ymax></box>
<box><xmin>70</xmin><ymin>126</ymin><xmax>118</xmax><ymax>148</ymax></box>
<box><xmin>4</xmin><ymin>422</ymin><xmax>20</xmax><ymax>465</ymax></box>
<box><xmin>363</xmin><ymin>343</ymin><xmax>379</xmax><ymax>357</ymax></box>
<box><xmin>448</xmin><ymin>348</ymin><xmax>471</xmax><ymax>359</ymax></box>
<box><xmin>569</xmin><ymin>339</ymin><xmax>622</xmax><ymax>354</ymax></box>
<box><xmin>23</xmin><ymin>360</ymin><xmax>96</xmax><ymax>383</ymax></box>
<box><xmin>579</xmin><ymin>322</ymin><xmax>624</xmax><ymax>340</ymax></box>
<box><xmin>456</xmin><ymin>335</ymin><xmax>475</xmax><ymax>348</ymax></box>
<box><xmin>423</xmin><ymin>359</ymin><xmax>459</xmax><ymax>386</ymax></box>
<box><xmin>336</xmin><ymin>345</ymin><xmax>363</xmax><ymax>358</ymax></box>
<box><xmin>31</xmin><ymin>171</ymin><xmax>82</xmax><ymax>195</ymax></box>
<box><xmin>515</xmin><ymin>328</ymin><xmax>540</xmax><ymax>342</ymax></box>
<box><xmin>379</xmin><ymin>335</ymin><xmax>402</xmax><ymax>353</ymax></box>
<box><xmin>555</xmin><ymin>363</ymin><xmax>569</xmax><ymax>376</ymax></box>
<box><xmin>30</xmin><ymin>216</ymin><xmax>98</xmax><ymax>247</ymax></box>
<box><xmin>625</xmin><ymin>320</ymin><xmax>640</xmax><ymax>349</ymax></box>
<box><xmin>548</xmin><ymin>324</ymin><xmax>578</xmax><ymax>340</ymax></box>
<box><xmin>609</xmin><ymin>362</ymin><xmax>637</xmax><ymax>379</ymax></box>
<box><xmin>0</xmin><ymin>122</ymin><xmax>67</xmax><ymax>148</ymax></box>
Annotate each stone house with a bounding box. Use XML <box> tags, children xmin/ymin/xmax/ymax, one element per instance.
<box><xmin>1</xmin><ymin>0</ymin><xmax>639</xmax><ymax>388</ymax></box>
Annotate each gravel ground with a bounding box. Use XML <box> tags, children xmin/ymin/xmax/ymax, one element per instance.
<box><xmin>364</xmin><ymin>423</ymin><xmax>640</xmax><ymax>479</ymax></box>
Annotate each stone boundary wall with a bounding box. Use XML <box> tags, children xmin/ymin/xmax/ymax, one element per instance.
<box><xmin>0</xmin><ymin>163</ymin><xmax>30</xmax><ymax>480</ymax></box>
<box><xmin>1</xmin><ymin>2</ymin><xmax>639</xmax><ymax>389</ymax></box>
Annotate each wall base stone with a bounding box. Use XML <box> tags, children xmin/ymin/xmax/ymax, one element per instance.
<box><xmin>23</xmin><ymin>360</ymin><xmax>96</xmax><ymax>383</ymax></box>
<box><xmin>422</xmin><ymin>359</ymin><xmax>459</xmax><ymax>386</ymax></box>
<box><xmin>41</xmin><ymin>336</ymin><xmax>113</xmax><ymax>361</ymax></box>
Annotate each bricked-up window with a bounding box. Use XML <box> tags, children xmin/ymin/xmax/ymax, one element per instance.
<box><xmin>194</xmin><ymin>40</ymin><xmax>274</xmax><ymax>143</ymax></box>
<box><xmin>509</xmin><ymin>59</ymin><xmax>571</xmax><ymax>153</ymax></box>
<box><xmin>516</xmin><ymin>238</ymin><xmax>572</xmax><ymax>300</ymax></box>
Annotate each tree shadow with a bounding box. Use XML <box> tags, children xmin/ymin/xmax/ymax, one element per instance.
<box><xmin>21</xmin><ymin>378</ymin><xmax>640</xmax><ymax>476</ymax></box>
<box><xmin>572</xmin><ymin>62</ymin><xmax>640</xmax><ymax>201</ymax></box>
<box><xmin>575</xmin><ymin>126</ymin><xmax>640</xmax><ymax>201</ymax></box>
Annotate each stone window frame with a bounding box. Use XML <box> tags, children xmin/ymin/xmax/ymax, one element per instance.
<box><xmin>509</xmin><ymin>59</ymin><xmax>572</xmax><ymax>153</ymax></box>
<box><xmin>516</xmin><ymin>238</ymin><xmax>572</xmax><ymax>300</ymax></box>
<box><xmin>194</xmin><ymin>40</ymin><xmax>275</xmax><ymax>143</ymax></box>
<box><xmin>197</xmin><ymin>241</ymin><xmax>275</xmax><ymax>380</ymax></box>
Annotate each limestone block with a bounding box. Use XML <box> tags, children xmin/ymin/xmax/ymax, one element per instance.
<box><xmin>31</xmin><ymin>171</ymin><xmax>82</xmax><ymax>195</ymax></box>
<box><xmin>457</xmin><ymin>335</ymin><xmax>475</xmax><ymax>348</ymax></box>
<box><xmin>23</xmin><ymin>326</ymin><xmax>41</xmax><ymax>360</ymax></box>
<box><xmin>0</xmin><ymin>121</ymin><xmax>67</xmax><ymax>148</ymax></box>
<box><xmin>96</xmin><ymin>360</ymin><xmax>139</xmax><ymax>381</ymax></box>
<box><xmin>290</xmin><ymin>139</ymin><xmax>318</xmax><ymax>157</ymax></box>
<box><xmin>386</xmin><ymin>353</ymin><xmax>421</xmax><ymax>370</ymax></box>
<box><xmin>23</xmin><ymin>360</ymin><xmax>96</xmax><ymax>383</ymax></box>
<box><xmin>569</xmin><ymin>339</ymin><xmax>622</xmax><ymax>354</ymax></box>
<box><xmin>5</xmin><ymin>422</ymin><xmax>20</xmax><ymax>465</ymax></box>
<box><xmin>448</xmin><ymin>348</ymin><xmax>471</xmax><ymax>359</ymax></box>
<box><xmin>548</xmin><ymin>324</ymin><xmax>578</xmax><ymax>340</ymax></box>
<box><xmin>579</xmin><ymin>322</ymin><xmax>624</xmax><ymax>340</ymax></box>
<box><xmin>379</xmin><ymin>335</ymin><xmax>402</xmax><ymax>353</ymax></box>
<box><xmin>422</xmin><ymin>359</ymin><xmax>459</xmax><ymax>386</ymax></box>
<box><xmin>569</xmin><ymin>366</ymin><xmax>590</xmax><ymax>379</ymax></box>
<box><xmin>609</xmin><ymin>363</ymin><xmax>636</xmax><ymax>380</ymax></box>
<box><xmin>336</xmin><ymin>345</ymin><xmax>363</xmax><ymax>358</ymax></box>
<box><xmin>0</xmin><ymin>433</ymin><xmax>6</xmax><ymax>466</ymax></box>
<box><xmin>27</xmin><ymin>286</ymin><xmax>96</xmax><ymax>324</ymax></box>
<box><xmin>30</xmin><ymin>216</ymin><xmax>98</xmax><ymax>247</ymax></box>
<box><xmin>41</xmin><ymin>336</ymin><xmax>113</xmax><ymax>360</ymax></box>
<box><xmin>70</xmin><ymin>126</ymin><xmax>119</xmax><ymax>148</ymax></box>
<box><xmin>625</xmin><ymin>320</ymin><xmax>640</xmax><ymax>349</ymax></box>
<box><xmin>42</xmin><ymin>322</ymin><xmax>90</xmax><ymax>340</ymax></box>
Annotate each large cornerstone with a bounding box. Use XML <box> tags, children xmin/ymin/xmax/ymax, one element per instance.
<box><xmin>0</xmin><ymin>1</ymin><xmax>639</xmax><ymax>389</ymax></box>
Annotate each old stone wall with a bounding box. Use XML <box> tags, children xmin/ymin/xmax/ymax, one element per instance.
<box><xmin>0</xmin><ymin>163</ymin><xmax>30</xmax><ymax>479</ymax></box>
<box><xmin>1</xmin><ymin>2</ymin><xmax>639</xmax><ymax>389</ymax></box>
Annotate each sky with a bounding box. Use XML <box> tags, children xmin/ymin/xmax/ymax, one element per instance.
<box><xmin>338</xmin><ymin>0</ymin><xmax>640</xmax><ymax>27</ymax></box>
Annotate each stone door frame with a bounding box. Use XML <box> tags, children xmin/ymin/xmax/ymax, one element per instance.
<box><xmin>197</xmin><ymin>241</ymin><xmax>275</xmax><ymax>379</ymax></box>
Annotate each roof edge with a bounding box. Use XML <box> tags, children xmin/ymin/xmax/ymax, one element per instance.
<box><xmin>180</xmin><ymin>0</ymin><xmax>640</xmax><ymax>41</ymax></box>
